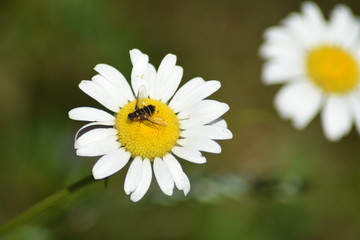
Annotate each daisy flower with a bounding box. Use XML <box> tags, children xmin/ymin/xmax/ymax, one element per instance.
<box><xmin>69</xmin><ymin>49</ymin><xmax>232</xmax><ymax>202</ymax></box>
<box><xmin>260</xmin><ymin>2</ymin><xmax>360</xmax><ymax>141</ymax></box>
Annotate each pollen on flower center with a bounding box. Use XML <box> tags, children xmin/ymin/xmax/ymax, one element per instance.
<box><xmin>306</xmin><ymin>45</ymin><xmax>359</xmax><ymax>93</ymax></box>
<box><xmin>115</xmin><ymin>98</ymin><xmax>180</xmax><ymax>160</ymax></box>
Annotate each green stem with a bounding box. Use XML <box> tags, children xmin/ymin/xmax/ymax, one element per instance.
<box><xmin>0</xmin><ymin>175</ymin><xmax>97</xmax><ymax>236</ymax></box>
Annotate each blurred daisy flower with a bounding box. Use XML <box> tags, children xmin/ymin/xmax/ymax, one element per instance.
<box><xmin>69</xmin><ymin>49</ymin><xmax>232</xmax><ymax>202</ymax></box>
<box><xmin>260</xmin><ymin>2</ymin><xmax>360</xmax><ymax>141</ymax></box>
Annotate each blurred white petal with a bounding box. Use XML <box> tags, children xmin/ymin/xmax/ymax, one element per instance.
<box><xmin>321</xmin><ymin>96</ymin><xmax>353</xmax><ymax>141</ymax></box>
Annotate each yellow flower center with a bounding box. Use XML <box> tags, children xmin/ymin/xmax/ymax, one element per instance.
<box><xmin>306</xmin><ymin>45</ymin><xmax>359</xmax><ymax>94</ymax></box>
<box><xmin>115</xmin><ymin>98</ymin><xmax>180</xmax><ymax>160</ymax></box>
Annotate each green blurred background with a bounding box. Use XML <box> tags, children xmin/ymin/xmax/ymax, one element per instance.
<box><xmin>1</xmin><ymin>0</ymin><xmax>360</xmax><ymax>239</ymax></box>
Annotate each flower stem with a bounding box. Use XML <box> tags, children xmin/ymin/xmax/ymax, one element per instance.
<box><xmin>0</xmin><ymin>175</ymin><xmax>97</xmax><ymax>236</ymax></box>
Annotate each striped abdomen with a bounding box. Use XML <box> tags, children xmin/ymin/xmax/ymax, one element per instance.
<box><xmin>128</xmin><ymin>105</ymin><xmax>156</xmax><ymax>121</ymax></box>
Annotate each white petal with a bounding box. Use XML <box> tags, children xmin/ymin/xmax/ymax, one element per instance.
<box><xmin>69</xmin><ymin>107</ymin><xmax>115</xmax><ymax>122</ymax></box>
<box><xmin>79</xmin><ymin>80</ymin><xmax>120</xmax><ymax>112</ymax></box>
<box><xmin>136</xmin><ymin>65</ymin><xmax>155</xmax><ymax>99</ymax></box>
<box><xmin>130</xmin><ymin>49</ymin><xmax>149</xmax><ymax>97</ymax></box>
<box><xmin>92</xmin><ymin>74</ymin><xmax>128</xmax><ymax>108</ymax></box>
<box><xmin>302</xmin><ymin>2</ymin><xmax>326</xmax><ymax>30</ymax></box>
<box><xmin>300</xmin><ymin>2</ymin><xmax>327</xmax><ymax>42</ymax></box>
<box><xmin>130</xmin><ymin>159</ymin><xmax>152</xmax><ymax>202</ymax></box>
<box><xmin>180</xmin><ymin>125</ymin><xmax>233</xmax><ymax>140</ymax></box>
<box><xmin>178</xmin><ymin>138</ymin><xmax>221</xmax><ymax>154</ymax></box>
<box><xmin>260</xmin><ymin>22</ymin><xmax>306</xmax><ymax>61</ymax></box>
<box><xmin>158</xmin><ymin>54</ymin><xmax>177</xmax><ymax>76</ymax></box>
<box><xmin>262</xmin><ymin>60</ymin><xmax>304</xmax><ymax>85</ymax></box>
<box><xmin>263</xmin><ymin>26</ymin><xmax>295</xmax><ymax>44</ymax></box>
<box><xmin>349</xmin><ymin>93</ymin><xmax>360</xmax><ymax>134</ymax></box>
<box><xmin>163</xmin><ymin>154</ymin><xmax>190</xmax><ymax>195</ymax></box>
<box><xmin>124</xmin><ymin>157</ymin><xmax>143</xmax><ymax>195</ymax></box>
<box><xmin>170</xmin><ymin>80</ymin><xmax>221</xmax><ymax>113</ymax></box>
<box><xmin>169</xmin><ymin>77</ymin><xmax>205</xmax><ymax>110</ymax></box>
<box><xmin>329</xmin><ymin>5</ymin><xmax>360</xmax><ymax>48</ymax></box>
<box><xmin>260</xmin><ymin>41</ymin><xmax>304</xmax><ymax>63</ymax></box>
<box><xmin>76</xmin><ymin>139</ymin><xmax>120</xmax><ymax>157</ymax></box>
<box><xmin>146</xmin><ymin>63</ymin><xmax>158</xmax><ymax>99</ymax></box>
<box><xmin>94</xmin><ymin>64</ymin><xmax>134</xmax><ymax>102</ymax></box>
<box><xmin>75</xmin><ymin>128</ymin><xmax>118</xmax><ymax>149</ymax></box>
<box><xmin>153</xmin><ymin>158</ymin><xmax>174</xmax><ymax>196</ymax></box>
<box><xmin>172</xmin><ymin>146</ymin><xmax>206</xmax><ymax>164</ymax></box>
<box><xmin>154</xmin><ymin>54</ymin><xmax>177</xmax><ymax>100</ymax></box>
<box><xmin>180</xmin><ymin>102</ymin><xmax>229</xmax><ymax>129</ymax></box>
<box><xmin>160</xmin><ymin>66</ymin><xmax>183</xmax><ymax>103</ymax></box>
<box><xmin>92</xmin><ymin>148</ymin><xmax>131</xmax><ymax>179</ymax></box>
<box><xmin>282</xmin><ymin>11</ymin><xmax>321</xmax><ymax>48</ymax></box>
<box><xmin>130</xmin><ymin>49</ymin><xmax>145</xmax><ymax>65</ymax></box>
<box><xmin>321</xmin><ymin>96</ymin><xmax>353</xmax><ymax>141</ymax></box>
<box><xmin>208</xmin><ymin>118</ymin><xmax>228</xmax><ymax>128</ymax></box>
<box><xmin>181</xmin><ymin>174</ymin><xmax>191</xmax><ymax>196</ymax></box>
<box><xmin>73</xmin><ymin>122</ymin><xmax>115</xmax><ymax>148</ymax></box>
<box><xmin>274</xmin><ymin>80</ymin><xmax>323</xmax><ymax>129</ymax></box>
<box><xmin>178</xmin><ymin>100</ymin><xmax>229</xmax><ymax>120</ymax></box>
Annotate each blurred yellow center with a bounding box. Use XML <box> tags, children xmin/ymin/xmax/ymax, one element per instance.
<box><xmin>115</xmin><ymin>98</ymin><xmax>180</xmax><ymax>160</ymax></box>
<box><xmin>306</xmin><ymin>45</ymin><xmax>359</xmax><ymax>93</ymax></box>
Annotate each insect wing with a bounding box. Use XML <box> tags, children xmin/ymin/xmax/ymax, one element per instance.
<box><xmin>136</xmin><ymin>85</ymin><xmax>148</xmax><ymax>109</ymax></box>
<box><xmin>137</xmin><ymin>85</ymin><xmax>148</xmax><ymax>99</ymax></box>
<box><xmin>150</xmin><ymin>116</ymin><xmax>168</xmax><ymax>126</ymax></box>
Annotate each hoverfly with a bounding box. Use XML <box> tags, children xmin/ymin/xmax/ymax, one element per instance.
<box><xmin>128</xmin><ymin>85</ymin><xmax>167</xmax><ymax>127</ymax></box>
